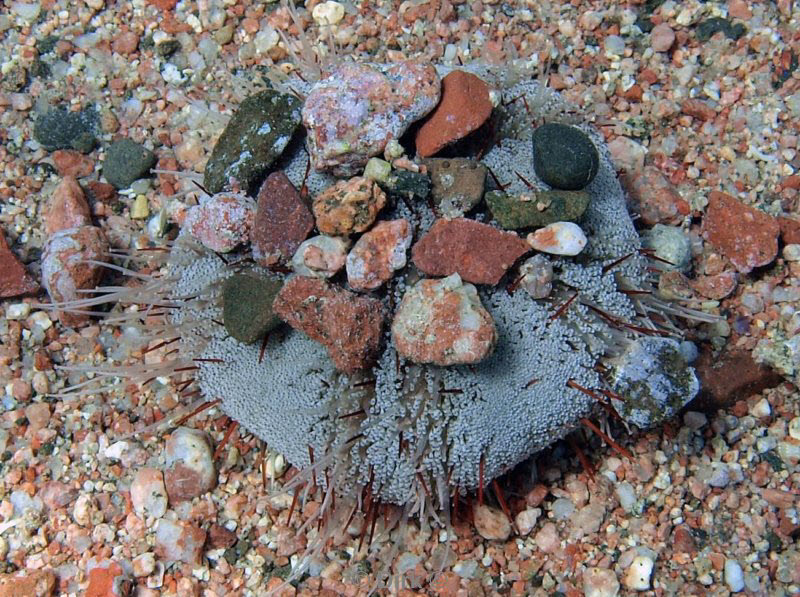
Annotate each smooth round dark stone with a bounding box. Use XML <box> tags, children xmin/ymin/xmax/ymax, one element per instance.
<box><xmin>532</xmin><ymin>123</ymin><xmax>599</xmax><ymax>191</ymax></box>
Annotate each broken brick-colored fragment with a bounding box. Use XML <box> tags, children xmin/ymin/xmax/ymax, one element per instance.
<box><xmin>251</xmin><ymin>171</ymin><xmax>314</xmax><ymax>266</ymax></box>
<box><xmin>702</xmin><ymin>190</ymin><xmax>779</xmax><ymax>273</ymax></box>
<box><xmin>0</xmin><ymin>569</ymin><xmax>56</xmax><ymax>597</ymax></box>
<box><xmin>779</xmin><ymin>216</ymin><xmax>800</xmax><ymax>245</ymax></box>
<box><xmin>411</xmin><ymin>218</ymin><xmax>530</xmax><ymax>285</ymax></box>
<box><xmin>415</xmin><ymin>70</ymin><xmax>493</xmax><ymax>158</ymax></box>
<box><xmin>0</xmin><ymin>230</ymin><xmax>39</xmax><ymax>298</ymax></box>
<box><xmin>272</xmin><ymin>276</ymin><xmax>385</xmax><ymax>373</ymax></box>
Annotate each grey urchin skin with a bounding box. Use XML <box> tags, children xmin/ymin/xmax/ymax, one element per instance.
<box><xmin>159</xmin><ymin>77</ymin><xmax>700</xmax><ymax>515</ymax></box>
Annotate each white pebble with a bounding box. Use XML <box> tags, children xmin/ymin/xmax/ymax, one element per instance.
<box><xmin>584</xmin><ymin>567</ymin><xmax>620</xmax><ymax>597</ymax></box>
<box><xmin>789</xmin><ymin>417</ymin><xmax>800</xmax><ymax>440</ymax></box>
<box><xmin>750</xmin><ymin>398</ymin><xmax>771</xmax><ymax>418</ymax></box>
<box><xmin>784</xmin><ymin>244</ymin><xmax>800</xmax><ymax>261</ymax></box>
<box><xmin>527</xmin><ymin>222</ymin><xmax>587</xmax><ymax>256</ymax></box>
<box><xmin>515</xmin><ymin>508</ymin><xmax>541</xmax><ymax>536</ymax></box>
<box><xmin>312</xmin><ymin>1</ymin><xmax>344</xmax><ymax>25</ymax></box>
<box><xmin>5</xmin><ymin>303</ymin><xmax>30</xmax><ymax>320</ymax></box>
<box><xmin>615</xmin><ymin>482</ymin><xmax>636</xmax><ymax>512</ymax></box>
<box><xmin>624</xmin><ymin>555</ymin><xmax>654</xmax><ymax>591</ymax></box>
<box><xmin>724</xmin><ymin>559</ymin><xmax>745</xmax><ymax>593</ymax></box>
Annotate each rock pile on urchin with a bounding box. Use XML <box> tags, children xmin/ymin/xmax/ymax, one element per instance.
<box><xmin>70</xmin><ymin>59</ymin><xmax>706</xmax><ymax>578</ymax></box>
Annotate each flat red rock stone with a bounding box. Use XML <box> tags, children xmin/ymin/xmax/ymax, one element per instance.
<box><xmin>411</xmin><ymin>218</ymin><xmax>530</xmax><ymax>285</ymax></box>
<box><xmin>702</xmin><ymin>190</ymin><xmax>779</xmax><ymax>273</ymax></box>
<box><xmin>52</xmin><ymin>149</ymin><xmax>95</xmax><ymax>178</ymax></box>
<box><xmin>415</xmin><ymin>70</ymin><xmax>493</xmax><ymax>158</ymax></box>
<box><xmin>272</xmin><ymin>276</ymin><xmax>385</xmax><ymax>373</ymax></box>
<box><xmin>0</xmin><ymin>230</ymin><xmax>39</xmax><ymax>298</ymax></box>
<box><xmin>251</xmin><ymin>171</ymin><xmax>314</xmax><ymax>265</ymax></box>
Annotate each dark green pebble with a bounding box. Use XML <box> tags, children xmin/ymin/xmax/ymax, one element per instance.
<box><xmin>33</xmin><ymin>106</ymin><xmax>99</xmax><ymax>153</ymax></box>
<box><xmin>223</xmin><ymin>273</ymin><xmax>283</xmax><ymax>345</ymax></box>
<box><xmin>103</xmin><ymin>139</ymin><xmax>156</xmax><ymax>189</ymax></box>
<box><xmin>486</xmin><ymin>189</ymin><xmax>590</xmax><ymax>230</ymax></box>
<box><xmin>203</xmin><ymin>90</ymin><xmax>302</xmax><ymax>194</ymax></box>
<box><xmin>532</xmin><ymin>123</ymin><xmax>599</xmax><ymax>191</ymax></box>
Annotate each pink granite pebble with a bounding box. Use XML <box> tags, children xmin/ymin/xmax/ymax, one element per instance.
<box><xmin>346</xmin><ymin>219</ymin><xmax>412</xmax><ymax>291</ymax></box>
<box><xmin>312</xmin><ymin>177</ymin><xmax>386</xmax><ymax>236</ymax></box>
<box><xmin>291</xmin><ymin>235</ymin><xmax>349</xmax><ymax>278</ymax></box>
<box><xmin>650</xmin><ymin>23</ymin><xmax>676</xmax><ymax>52</ymax></box>
<box><xmin>303</xmin><ymin>61</ymin><xmax>440</xmax><ymax>176</ymax></box>
<box><xmin>392</xmin><ymin>273</ymin><xmax>497</xmax><ymax>366</ymax></box>
<box><xmin>41</xmin><ymin>225</ymin><xmax>109</xmax><ymax>326</ymax></box>
<box><xmin>154</xmin><ymin>519</ymin><xmax>206</xmax><ymax>565</ymax></box>
<box><xmin>130</xmin><ymin>468</ymin><xmax>168</xmax><ymax>519</ymax></box>
<box><xmin>184</xmin><ymin>192</ymin><xmax>254</xmax><ymax>253</ymax></box>
<box><xmin>45</xmin><ymin>176</ymin><xmax>91</xmax><ymax>235</ymax></box>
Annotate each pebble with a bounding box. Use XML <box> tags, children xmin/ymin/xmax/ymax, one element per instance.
<box><xmin>518</xmin><ymin>254</ymin><xmax>553</xmax><ymax>299</ymax></box>
<box><xmin>392</xmin><ymin>273</ymin><xmax>497</xmax><ymax>366</ymax></box>
<box><xmin>789</xmin><ymin>416</ymin><xmax>800</xmax><ymax>440</ymax></box>
<box><xmin>551</xmin><ymin>497</ymin><xmax>575</xmax><ymax>520</ymax></box>
<box><xmin>783</xmin><ymin>244</ymin><xmax>800</xmax><ymax>261</ymax></box>
<box><xmin>615</xmin><ymin>482</ymin><xmax>637</xmax><ymax>512</ymax></box>
<box><xmin>650</xmin><ymin>23</ymin><xmax>676</xmax><ymax>52</ymax></box>
<box><xmin>42</xmin><ymin>225</ymin><xmax>109</xmax><ymax>326</ymax></box>
<box><xmin>624</xmin><ymin>555</ymin><xmax>654</xmax><ymax>591</ymax></box>
<box><xmin>751</xmin><ymin>397</ymin><xmax>771</xmax><ymax>418</ymax></box>
<box><xmin>690</xmin><ymin>271</ymin><xmax>737</xmax><ymax>300</ymax></box>
<box><xmin>346</xmin><ymin>219</ymin><xmax>412</xmax><ymax>291</ymax></box>
<box><xmin>203</xmin><ymin>90</ymin><xmax>301</xmax><ymax>193</ymax></box>
<box><xmin>363</xmin><ymin>158</ymin><xmax>391</xmax><ymax>183</ymax></box>
<box><xmin>583</xmin><ymin>567</ymin><xmax>620</xmax><ymax>597</ymax></box>
<box><xmin>312</xmin><ymin>177</ymin><xmax>386</xmax><ymax>236</ymax></box>
<box><xmin>85</xmin><ymin>558</ymin><xmax>131</xmax><ymax>597</ymax></box>
<box><xmin>515</xmin><ymin>508</ymin><xmax>541</xmax><ymax>536</ymax></box>
<box><xmin>532</xmin><ymin>123</ymin><xmax>599</xmax><ymax>190</ymax></box>
<box><xmin>683</xmin><ymin>411</ymin><xmax>708</xmax><ymax>430</ymax></box>
<box><xmin>0</xmin><ymin>570</ymin><xmax>56</xmax><ymax>596</ymax></box>
<box><xmin>5</xmin><ymin>303</ymin><xmax>30</xmax><ymax>319</ymax></box>
<box><xmin>423</xmin><ymin>158</ymin><xmax>486</xmax><ymax>218</ymax></box>
<box><xmin>724</xmin><ymin>559</ymin><xmax>745</xmax><ymax>593</ymax></box>
<box><xmin>45</xmin><ymin>176</ymin><xmax>91</xmax><ymax>234</ymax></box>
<box><xmin>163</xmin><ymin>427</ymin><xmax>216</xmax><ymax>502</ymax></box>
<box><xmin>703</xmin><ymin>191</ymin><xmax>779</xmax><ymax>273</ymax></box>
<box><xmin>154</xmin><ymin>519</ymin><xmax>206</xmax><ymax>565</ymax></box>
<box><xmin>607</xmin><ymin>136</ymin><xmax>646</xmax><ymax>173</ymax></box>
<box><xmin>621</xmin><ymin>166</ymin><xmax>688</xmax><ymax>227</ymax></box>
<box><xmin>302</xmin><ymin>61</ymin><xmax>440</xmax><ymax>176</ymax></box>
<box><xmin>311</xmin><ymin>1</ymin><xmax>344</xmax><ymax>25</ymax></box>
<box><xmin>52</xmin><ymin>149</ymin><xmax>95</xmax><ymax>178</ymax></box>
<box><xmin>103</xmin><ymin>139</ymin><xmax>156</xmax><ymax>189</ymax></box>
<box><xmin>415</xmin><ymin>70</ymin><xmax>493</xmax><ymax>157</ymax></box>
<box><xmin>527</xmin><ymin>221</ymin><xmax>587</xmax><ymax>256</ymax></box>
<box><xmin>412</xmin><ymin>218</ymin><xmax>530</xmax><ymax>285</ymax></box>
<box><xmin>130</xmin><ymin>195</ymin><xmax>149</xmax><ymax>220</ymax></box>
<box><xmin>222</xmin><ymin>273</ymin><xmax>282</xmax><ymax>344</ymax></box>
<box><xmin>184</xmin><ymin>192</ymin><xmax>255</xmax><ymax>253</ymax></box>
<box><xmin>33</xmin><ymin>106</ymin><xmax>98</xmax><ymax>153</ymax></box>
<box><xmin>251</xmin><ymin>171</ymin><xmax>313</xmax><ymax>266</ymax></box>
<box><xmin>642</xmin><ymin>224</ymin><xmax>692</xmax><ymax>272</ymax></box>
<box><xmin>472</xmin><ymin>503</ymin><xmax>511</xmax><ymax>541</ymax></box>
<box><xmin>487</xmin><ymin>190</ymin><xmax>590</xmax><ymax>230</ymax></box>
<box><xmin>291</xmin><ymin>235</ymin><xmax>349</xmax><ymax>278</ymax></box>
<box><xmin>132</xmin><ymin>553</ymin><xmax>156</xmax><ymax>578</ymax></box>
<box><xmin>130</xmin><ymin>468</ymin><xmax>168</xmax><ymax>519</ymax></box>
<box><xmin>0</xmin><ymin>230</ymin><xmax>39</xmax><ymax>298</ymax></box>
<box><xmin>272</xmin><ymin>276</ymin><xmax>385</xmax><ymax>373</ymax></box>
<box><xmin>533</xmin><ymin>522</ymin><xmax>559</xmax><ymax>553</ymax></box>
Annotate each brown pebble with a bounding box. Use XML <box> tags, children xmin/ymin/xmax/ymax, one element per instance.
<box><xmin>251</xmin><ymin>171</ymin><xmax>314</xmax><ymax>266</ymax></box>
<box><xmin>0</xmin><ymin>230</ymin><xmax>39</xmax><ymax>298</ymax></box>
<box><xmin>692</xmin><ymin>345</ymin><xmax>783</xmax><ymax>411</ymax></box>
<box><xmin>681</xmin><ymin>99</ymin><xmax>716</xmax><ymax>121</ymax></box>
<box><xmin>112</xmin><ymin>31</ymin><xmax>139</xmax><ymax>55</ymax></box>
<box><xmin>0</xmin><ymin>569</ymin><xmax>56</xmax><ymax>597</ymax></box>
<box><xmin>702</xmin><ymin>190</ymin><xmax>779</xmax><ymax>273</ymax></box>
<box><xmin>86</xmin><ymin>181</ymin><xmax>117</xmax><ymax>202</ymax></box>
<box><xmin>45</xmin><ymin>176</ymin><xmax>91</xmax><ymax>235</ymax></box>
<box><xmin>52</xmin><ymin>150</ymin><xmax>95</xmax><ymax>178</ymax></box>
<box><xmin>621</xmin><ymin>166</ymin><xmax>688</xmax><ymax>227</ymax></box>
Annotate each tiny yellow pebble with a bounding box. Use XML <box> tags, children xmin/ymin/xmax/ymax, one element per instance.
<box><xmin>131</xmin><ymin>195</ymin><xmax>150</xmax><ymax>219</ymax></box>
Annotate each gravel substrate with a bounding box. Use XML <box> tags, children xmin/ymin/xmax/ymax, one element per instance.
<box><xmin>1</xmin><ymin>0</ymin><xmax>799</xmax><ymax>595</ymax></box>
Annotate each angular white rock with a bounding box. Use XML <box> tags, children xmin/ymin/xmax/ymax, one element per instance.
<box><xmin>527</xmin><ymin>221</ymin><xmax>587</xmax><ymax>256</ymax></box>
<box><xmin>624</xmin><ymin>555</ymin><xmax>654</xmax><ymax>591</ymax></box>
<box><xmin>291</xmin><ymin>235</ymin><xmax>349</xmax><ymax>279</ymax></box>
